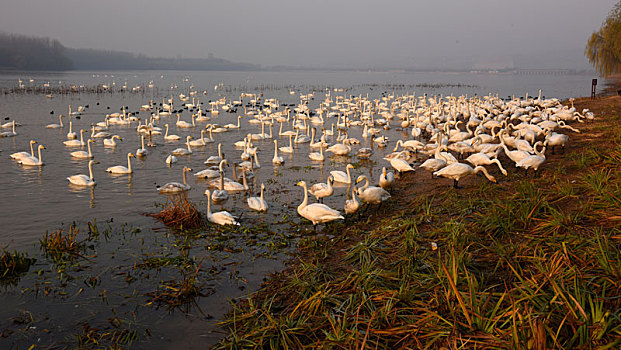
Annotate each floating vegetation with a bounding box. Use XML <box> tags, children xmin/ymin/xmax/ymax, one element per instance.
<box><xmin>144</xmin><ymin>259</ymin><xmax>212</xmax><ymax>310</ymax></box>
<box><xmin>75</xmin><ymin>321</ymin><xmax>142</xmax><ymax>349</ymax></box>
<box><xmin>147</xmin><ymin>192</ymin><xmax>204</xmax><ymax>231</ymax></box>
<box><xmin>0</xmin><ymin>249</ymin><xmax>35</xmax><ymax>285</ymax></box>
<box><xmin>39</xmin><ymin>224</ymin><xmax>88</xmax><ymax>263</ymax></box>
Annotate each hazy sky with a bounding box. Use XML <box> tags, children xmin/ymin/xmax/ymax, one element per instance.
<box><xmin>0</xmin><ymin>0</ymin><xmax>617</xmax><ymax>68</ymax></box>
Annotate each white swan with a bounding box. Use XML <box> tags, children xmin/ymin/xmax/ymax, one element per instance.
<box><xmin>384</xmin><ymin>155</ymin><xmax>415</xmax><ymax>175</ymax></box>
<box><xmin>176</xmin><ymin>113</ymin><xmax>194</xmax><ymax>128</ymax></box>
<box><xmin>308</xmin><ymin>144</ymin><xmax>325</xmax><ymax>161</ymax></box>
<box><xmin>189</xmin><ymin>129</ymin><xmax>208</xmax><ymax>147</ymax></box>
<box><xmin>66</xmin><ymin>120</ymin><xmax>77</xmax><ymax>140</ymax></box>
<box><xmin>544</xmin><ymin>132</ymin><xmax>569</xmax><ymax>153</ymax></box>
<box><xmin>308</xmin><ymin>176</ymin><xmax>334</xmax><ymax>203</ymax></box>
<box><xmin>90</xmin><ymin>124</ymin><xmax>112</xmax><ymax>138</ymax></box>
<box><xmin>344</xmin><ymin>186</ymin><xmax>360</xmax><ymax>215</ymax></box>
<box><xmin>172</xmin><ymin>136</ymin><xmax>193</xmax><ymax>156</ymax></box>
<box><xmin>159</xmin><ymin>166</ymin><xmax>192</xmax><ymax>193</ymax></box>
<box><xmin>356</xmin><ymin>175</ymin><xmax>391</xmax><ymax>205</ymax></box>
<box><xmin>213</xmin><ymin>170</ymin><xmax>248</xmax><ymax>192</ymax></box>
<box><xmin>326</xmin><ymin>141</ymin><xmax>351</xmax><ymax>156</ymax></box>
<box><xmin>10</xmin><ymin>140</ymin><xmax>36</xmax><ymax>161</ymax></box>
<box><xmin>379</xmin><ymin>167</ymin><xmax>395</xmax><ymax>190</ymax></box>
<box><xmin>272</xmin><ymin>139</ymin><xmax>285</xmax><ymax>165</ymax></box>
<box><xmin>465</xmin><ymin>153</ymin><xmax>508</xmax><ymax>176</ymax></box>
<box><xmin>204</xmin><ymin>143</ymin><xmax>223</xmax><ymax>165</ymax></box>
<box><xmin>70</xmin><ymin>139</ymin><xmax>95</xmax><ymax>159</ymax></box>
<box><xmin>279</xmin><ymin>135</ymin><xmax>295</xmax><ymax>154</ymax></box>
<box><xmin>500</xmin><ymin>138</ymin><xmax>533</xmax><ymax>165</ymax></box>
<box><xmin>433</xmin><ymin>163</ymin><xmax>497</xmax><ymax>188</ymax></box>
<box><xmin>194</xmin><ymin>159</ymin><xmax>225</xmax><ymax>179</ymax></box>
<box><xmin>296</xmin><ymin>181</ymin><xmax>343</xmax><ymax>228</ymax></box>
<box><xmin>224</xmin><ymin>115</ymin><xmax>242</xmax><ymax>129</ymax></box>
<box><xmin>64</xmin><ymin>129</ymin><xmax>87</xmax><ymax>147</ymax></box>
<box><xmin>419</xmin><ymin>145</ymin><xmax>448</xmax><ymax>177</ymax></box>
<box><xmin>330</xmin><ymin>164</ymin><xmax>354</xmax><ymax>184</ymax></box>
<box><xmin>67</xmin><ymin>160</ymin><xmax>99</xmax><ymax>186</ymax></box>
<box><xmin>136</xmin><ymin>135</ymin><xmax>148</xmax><ymax>157</ymax></box>
<box><xmin>165</xmin><ymin>154</ymin><xmax>177</xmax><ymax>165</ymax></box>
<box><xmin>103</xmin><ymin>135</ymin><xmax>122</xmax><ymax>147</ymax></box>
<box><xmin>0</xmin><ymin>121</ymin><xmax>17</xmax><ymax>137</ymax></box>
<box><xmin>516</xmin><ymin>142</ymin><xmax>546</xmax><ymax>175</ymax></box>
<box><xmin>247</xmin><ymin>183</ymin><xmax>268</xmax><ymax>212</ymax></box>
<box><xmin>106</xmin><ymin>153</ymin><xmax>135</xmax><ymax>174</ymax></box>
<box><xmin>18</xmin><ymin>145</ymin><xmax>45</xmax><ymax>166</ymax></box>
<box><xmin>164</xmin><ymin>124</ymin><xmax>181</xmax><ymax>141</ymax></box>
<box><xmin>45</xmin><ymin>115</ymin><xmax>63</xmax><ymax>129</ymax></box>
<box><xmin>211</xmin><ymin>164</ymin><xmax>230</xmax><ymax>204</ymax></box>
<box><xmin>205</xmin><ymin>190</ymin><xmax>240</xmax><ymax>226</ymax></box>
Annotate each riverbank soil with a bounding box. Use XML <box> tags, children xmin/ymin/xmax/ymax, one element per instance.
<box><xmin>216</xmin><ymin>94</ymin><xmax>621</xmax><ymax>348</ymax></box>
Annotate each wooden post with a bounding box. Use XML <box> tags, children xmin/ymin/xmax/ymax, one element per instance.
<box><xmin>591</xmin><ymin>79</ymin><xmax>597</xmax><ymax>99</ymax></box>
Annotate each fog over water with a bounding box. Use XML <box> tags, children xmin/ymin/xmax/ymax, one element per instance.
<box><xmin>0</xmin><ymin>0</ymin><xmax>617</xmax><ymax>69</ymax></box>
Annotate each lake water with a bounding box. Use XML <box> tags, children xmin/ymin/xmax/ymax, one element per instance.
<box><xmin>0</xmin><ymin>69</ymin><xmax>606</xmax><ymax>348</ymax></box>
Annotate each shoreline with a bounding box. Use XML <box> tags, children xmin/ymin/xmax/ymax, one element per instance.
<box><xmin>216</xmin><ymin>91</ymin><xmax>621</xmax><ymax>348</ymax></box>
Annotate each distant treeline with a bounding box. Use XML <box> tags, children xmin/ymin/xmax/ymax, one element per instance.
<box><xmin>66</xmin><ymin>48</ymin><xmax>259</xmax><ymax>71</ymax></box>
<box><xmin>0</xmin><ymin>32</ymin><xmax>259</xmax><ymax>71</ymax></box>
<box><xmin>0</xmin><ymin>32</ymin><xmax>72</xmax><ymax>70</ymax></box>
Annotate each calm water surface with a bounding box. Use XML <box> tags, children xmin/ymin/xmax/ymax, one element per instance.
<box><xmin>0</xmin><ymin>69</ymin><xmax>605</xmax><ymax>348</ymax></box>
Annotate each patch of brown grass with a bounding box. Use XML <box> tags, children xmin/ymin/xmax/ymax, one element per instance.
<box><xmin>147</xmin><ymin>192</ymin><xmax>204</xmax><ymax>230</ymax></box>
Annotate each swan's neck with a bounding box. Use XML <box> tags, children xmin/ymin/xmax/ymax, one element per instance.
<box><xmin>141</xmin><ymin>136</ymin><xmax>145</xmax><ymax>149</ymax></box>
<box><xmin>534</xmin><ymin>142</ymin><xmax>546</xmax><ymax>158</ymax></box>
<box><xmin>186</xmin><ymin>138</ymin><xmax>192</xmax><ymax>151</ymax></box>
<box><xmin>183</xmin><ymin>169</ymin><xmax>188</xmax><ymax>186</ymax></box>
<box><xmin>30</xmin><ymin>142</ymin><xmax>35</xmax><ymax>156</ymax></box>
<box><xmin>87</xmin><ymin>141</ymin><xmax>92</xmax><ymax>156</ymax></box>
<box><xmin>207</xmin><ymin>192</ymin><xmax>212</xmax><ymax>215</ymax></box>
<box><xmin>165</xmin><ymin>125</ymin><xmax>169</xmax><ymax>137</ymax></box>
<box><xmin>298</xmin><ymin>182</ymin><xmax>308</xmax><ymax>211</ymax></box>
<box><xmin>260</xmin><ymin>185</ymin><xmax>264</xmax><ymax>201</ymax></box>
<box><xmin>473</xmin><ymin>166</ymin><xmax>494</xmax><ymax>181</ymax></box>
<box><xmin>242</xmin><ymin>172</ymin><xmax>248</xmax><ymax>190</ymax></box>
<box><xmin>127</xmin><ymin>154</ymin><xmax>132</xmax><ymax>172</ymax></box>
<box><xmin>219</xmin><ymin>171</ymin><xmax>224</xmax><ymax>190</ymax></box>
<box><xmin>88</xmin><ymin>162</ymin><xmax>94</xmax><ymax>180</ymax></box>
<box><xmin>361</xmin><ymin>176</ymin><xmax>370</xmax><ymax>191</ymax></box>
<box><xmin>492</xmin><ymin>159</ymin><xmax>506</xmax><ymax>174</ymax></box>
<box><xmin>254</xmin><ymin>152</ymin><xmax>260</xmax><ymax>167</ymax></box>
<box><xmin>59</xmin><ymin>115</ymin><xmax>63</xmax><ymax>127</ymax></box>
<box><xmin>37</xmin><ymin>147</ymin><xmax>43</xmax><ymax>164</ymax></box>
<box><xmin>218</xmin><ymin>144</ymin><xmax>222</xmax><ymax>158</ymax></box>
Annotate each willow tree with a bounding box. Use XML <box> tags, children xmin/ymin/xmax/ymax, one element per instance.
<box><xmin>586</xmin><ymin>2</ymin><xmax>621</xmax><ymax>77</ymax></box>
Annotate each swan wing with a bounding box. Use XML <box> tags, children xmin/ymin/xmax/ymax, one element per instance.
<box><xmin>299</xmin><ymin>204</ymin><xmax>343</xmax><ymax>224</ymax></box>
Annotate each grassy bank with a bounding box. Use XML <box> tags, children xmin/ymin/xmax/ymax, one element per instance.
<box><xmin>216</xmin><ymin>96</ymin><xmax>621</xmax><ymax>349</ymax></box>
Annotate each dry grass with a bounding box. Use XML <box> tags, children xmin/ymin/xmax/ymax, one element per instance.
<box><xmin>147</xmin><ymin>192</ymin><xmax>204</xmax><ymax>230</ymax></box>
